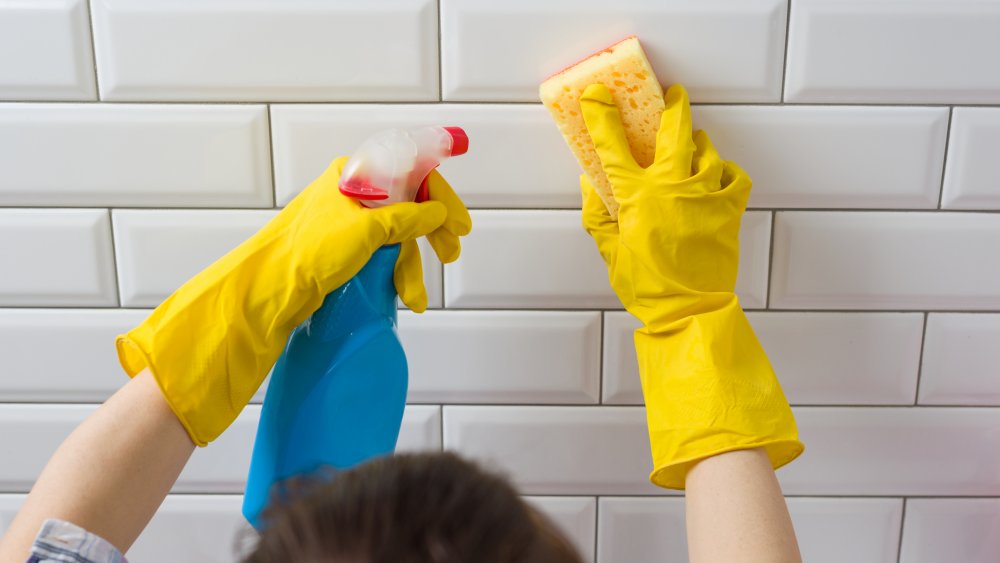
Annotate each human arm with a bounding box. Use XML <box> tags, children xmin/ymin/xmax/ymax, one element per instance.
<box><xmin>0</xmin><ymin>368</ymin><xmax>194</xmax><ymax>560</ymax></box>
<box><xmin>685</xmin><ymin>448</ymin><xmax>801</xmax><ymax>563</ymax></box>
<box><xmin>577</xmin><ymin>82</ymin><xmax>803</xmax><ymax>562</ymax></box>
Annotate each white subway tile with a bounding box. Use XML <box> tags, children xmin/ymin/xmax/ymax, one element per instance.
<box><xmin>131</xmin><ymin>496</ymin><xmax>254</xmax><ymax>563</ymax></box>
<box><xmin>443</xmin><ymin>406</ymin><xmax>664</xmax><ymax>495</ymax></box>
<box><xmin>603</xmin><ymin>312</ymin><xmax>924</xmax><ymax>405</ymax></box>
<box><xmin>694</xmin><ymin>106</ymin><xmax>948</xmax><ymax>209</ymax></box>
<box><xmin>441</xmin><ymin>0</ymin><xmax>787</xmax><ymax>102</ymax></box>
<box><xmin>0</xmin><ymin>309</ymin><xmax>147</xmax><ymax>402</ymax></box>
<box><xmin>0</xmin><ymin>104</ymin><xmax>272</xmax><ymax>207</ymax></box>
<box><xmin>0</xmin><ymin>0</ymin><xmax>96</xmax><ymax>100</ymax></box>
<box><xmin>770</xmin><ymin>212</ymin><xmax>1000</xmax><ymax>310</ymax></box>
<box><xmin>920</xmin><ymin>314</ymin><xmax>1000</xmax><ymax>405</ymax></box>
<box><xmin>400</xmin><ymin>311</ymin><xmax>601</xmax><ymax>404</ymax></box>
<box><xmin>270</xmin><ymin>104</ymin><xmax>580</xmax><ymax>208</ymax></box>
<box><xmin>785</xmin><ymin>0</ymin><xmax>1000</xmax><ymax>103</ymax></box>
<box><xmin>0</xmin><ymin>404</ymin><xmax>439</xmax><ymax>493</ymax></box>
<box><xmin>597</xmin><ymin>497</ymin><xmax>903</xmax><ymax>563</ymax></box>
<box><xmin>900</xmin><ymin>499</ymin><xmax>1000</xmax><ymax>563</ymax></box>
<box><xmin>445</xmin><ymin>210</ymin><xmax>770</xmax><ymax>309</ymax></box>
<box><xmin>942</xmin><ymin>108</ymin><xmax>1000</xmax><ymax>210</ymax></box>
<box><xmin>91</xmin><ymin>0</ymin><xmax>438</xmax><ymax>102</ymax></box>
<box><xmin>113</xmin><ymin>210</ymin><xmax>277</xmax><ymax>307</ymax></box>
<box><xmin>0</xmin><ymin>210</ymin><xmax>117</xmax><ymax>307</ymax></box>
<box><xmin>597</xmin><ymin>497</ymin><xmax>687</xmax><ymax>563</ymax></box>
<box><xmin>780</xmin><ymin>407</ymin><xmax>1000</xmax><ymax>495</ymax></box>
<box><xmin>524</xmin><ymin>497</ymin><xmax>596</xmax><ymax>563</ymax></box>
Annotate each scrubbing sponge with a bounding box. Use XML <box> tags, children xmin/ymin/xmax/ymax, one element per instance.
<box><xmin>540</xmin><ymin>36</ymin><xmax>664</xmax><ymax>218</ymax></box>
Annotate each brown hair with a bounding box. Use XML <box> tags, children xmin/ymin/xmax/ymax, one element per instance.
<box><xmin>242</xmin><ymin>452</ymin><xmax>584</xmax><ymax>563</ymax></box>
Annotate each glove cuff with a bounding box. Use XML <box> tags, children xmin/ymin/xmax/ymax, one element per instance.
<box><xmin>635</xmin><ymin>299</ymin><xmax>804</xmax><ymax>489</ymax></box>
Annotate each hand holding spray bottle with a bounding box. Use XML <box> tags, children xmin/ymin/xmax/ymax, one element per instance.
<box><xmin>243</xmin><ymin>126</ymin><xmax>469</xmax><ymax>529</ymax></box>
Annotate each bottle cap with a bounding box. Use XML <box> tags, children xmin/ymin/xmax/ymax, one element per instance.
<box><xmin>444</xmin><ymin>127</ymin><xmax>469</xmax><ymax>156</ymax></box>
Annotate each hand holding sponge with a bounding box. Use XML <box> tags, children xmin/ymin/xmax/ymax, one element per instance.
<box><xmin>541</xmin><ymin>38</ymin><xmax>803</xmax><ymax>488</ymax></box>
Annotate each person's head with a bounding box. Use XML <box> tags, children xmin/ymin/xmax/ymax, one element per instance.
<box><xmin>243</xmin><ymin>451</ymin><xmax>584</xmax><ymax>563</ymax></box>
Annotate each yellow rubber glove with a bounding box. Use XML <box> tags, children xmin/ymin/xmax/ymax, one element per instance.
<box><xmin>579</xmin><ymin>83</ymin><xmax>803</xmax><ymax>489</ymax></box>
<box><xmin>116</xmin><ymin>156</ymin><xmax>472</xmax><ymax>446</ymax></box>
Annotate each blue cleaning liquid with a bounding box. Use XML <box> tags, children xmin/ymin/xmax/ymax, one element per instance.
<box><xmin>242</xmin><ymin>244</ymin><xmax>407</xmax><ymax>530</ymax></box>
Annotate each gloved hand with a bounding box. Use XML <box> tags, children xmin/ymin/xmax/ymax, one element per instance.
<box><xmin>116</xmin><ymin>156</ymin><xmax>472</xmax><ymax>446</ymax></box>
<box><xmin>579</xmin><ymin>83</ymin><xmax>803</xmax><ymax>489</ymax></box>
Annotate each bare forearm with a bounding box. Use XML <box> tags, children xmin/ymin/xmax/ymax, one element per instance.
<box><xmin>0</xmin><ymin>369</ymin><xmax>195</xmax><ymax>561</ymax></box>
<box><xmin>685</xmin><ymin>448</ymin><xmax>802</xmax><ymax>563</ymax></box>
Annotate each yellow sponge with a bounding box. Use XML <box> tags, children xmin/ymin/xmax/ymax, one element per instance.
<box><xmin>540</xmin><ymin>36</ymin><xmax>664</xmax><ymax>218</ymax></box>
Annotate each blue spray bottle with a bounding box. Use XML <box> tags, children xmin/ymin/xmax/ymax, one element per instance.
<box><xmin>242</xmin><ymin>126</ymin><xmax>469</xmax><ymax>530</ymax></box>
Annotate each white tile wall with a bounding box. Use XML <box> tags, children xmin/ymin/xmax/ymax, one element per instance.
<box><xmin>779</xmin><ymin>407</ymin><xmax>1000</xmax><ymax>496</ymax></box>
<box><xmin>0</xmin><ymin>309</ymin><xmax>145</xmax><ymax>402</ymax></box>
<box><xmin>919</xmin><ymin>314</ymin><xmax>1000</xmax><ymax>406</ymax></box>
<box><xmin>523</xmin><ymin>497</ymin><xmax>596</xmax><ymax>562</ymax></box>
<box><xmin>0</xmin><ymin>0</ymin><xmax>96</xmax><ymax>101</ymax></box>
<box><xmin>91</xmin><ymin>0</ymin><xmax>439</xmax><ymax>102</ymax></box>
<box><xmin>0</xmin><ymin>210</ymin><xmax>117</xmax><ymax>307</ymax></box>
<box><xmin>899</xmin><ymin>499</ymin><xmax>1000</xmax><ymax>563</ymax></box>
<box><xmin>785</xmin><ymin>0</ymin><xmax>1000</xmax><ymax>104</ymax></box>
<box><xmin>112</xmin><ymin>210</ymin><xmax>277</xmax><ymax>307</ymax></box>
<box><xmin>597</xmin><ymin>497</ymin><xmax>903</xmax><ymax>563</ymax></box>
<box><xmin>693</xmin><ymin>106</ymin><xmax>949</xmax><ymax>209</ymax></box>
<box><xmin>3</xmin><ymin>1</ymin><xmax>1000</xmax><ymax>560</ymax></box>
<box><xmin>0</xmin><ymin>104</ymin><xmax>272</xmax><ymax>207</ymax></box>
<box><xmin>942</xmin><ymin>108</ymin><xmax>1000</xmax><ymax>209</ymax></box>
<box><xmin>603</xmin><ymin>312</ymin><xmax>925</xmax><ymax>405</ymax></box>
<box><xmin>441</xmin><ymin>0</ymin><xmax>787</xmax><ymax>102</ymax></box>
<box><xmin>400</xmin><ymin>310</ymin><xmax>602</xmax><ymax>404</ymax></box>
<box><xmin>770</xmin><ymin>212</ymin><xmax>1000</xmax><ymax>310</ymax></box>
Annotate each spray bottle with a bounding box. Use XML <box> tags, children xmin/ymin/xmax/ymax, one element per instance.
<box><xmin>242</xmin><ymin>126</ymin><xmax>469</xmax><ymax>530</ymax></box>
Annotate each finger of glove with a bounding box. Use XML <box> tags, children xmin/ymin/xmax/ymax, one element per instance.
<box><xmin>394</xmin><ymin>239</ymin><xmax>428</xmax><ymax>313</ymax></box>
<box><xmin>427</xmin><ymin>229</ymin><xmax>462</xmax><ymax>264</ymax></box>
<box><xmin>370</xmin><ymin>200</ymin><xmax>447</xmax><ymax>245</ymax></box>
<box><xmin>580</xmin><ymin>84</ymin><xmax>640</xmax><ymax>184</ymax></box>
<box><xmin>691</xmin><ymin>129</ymin><xmax>724</xmax><ymax>191</ymax></box>
<box><xmin>653</xmin><ymin>84</ymin><xmax>696</xmax><ymax>181</ymax></box>
<box><xmin>580</xmin><ymin>175</ymin><xmax>620</xmax><ymax>265</ymax></box>
<box><xmin>425</xmin><ymin>169</ymin><xmax>472</xmax><ymax>237</ymax></box>
<box><xmin>720</xmin><ymin>159</ymin><xmax>753</xmax><ymax>206</ymax></box>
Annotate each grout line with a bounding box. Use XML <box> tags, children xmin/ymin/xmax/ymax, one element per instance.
<box><xmin>0</xmin><ymin>488</ymin><xmax>995</xmax><ymax>500</ymax></box>
<box><xmin>3</xmin><ymin>99</ymin><xmax>1000</xmax><ymax>108</ymax></box>
<box><xmin>765</xmin><ymin>210</ymin><xmax>777</xmax><ymax>308</ymax></box>
<box><xmin>779</xmin><ymin>0</ymin><xmax>793</xmax><ymax>102</ymax></box>
<box><xmin>438</xmin><ymin>405</ymin><xmax>446</xmax><ymax>452</ymax></box>
<box><xmin>5</xmin><ymin>400</ymin><xmax>1000</xmax><ymax>409</ymax></box>
<box><xmin>913</xmin><ymin>313</ymin><xmax>929</xmax><ymax>405</ymax></box>
<box><xmin>84</xmin><ymin>0</ymin><xmax>102</xmax><ymax>101</ymax></box>
<box><xmin>264</xmin><ymin>105</ymin><xmax>278</xmax><ymax>208</ymax></box>
<box><xmin>11</xmin><ymin>205</ymin><xmax>1000</xmax><ymax>214</ymax></box>
<box><xmin>4</xmin><ymin>305</ymin><xmax>1000</xmax><ymax>315</ymax></box>
<box><xmin>592</xmin><ymin>496</ymin><xmax>600</xmax><ymax>563</ymax></box>
<box><xmin>436</xmin><ymin>0</ymin><xmax>443</xmax><ymax>102</ymax></box>
<box><xmin>896</xmin><ymin>498</ymin><xmax>908</xmax><ymax>563</ymax></box>
<box><xmin>937</xmin><ymin>107</ymin><xmax>954</xmax><ymax>210</ymax></box>
<box><xmin>598</xmin><ymin>311</ymin><xmax>605</xmax><ymax>404</ymax></box>
<box><xmin>106</xmin><ymin>209</ymin><xmax>122</xmax><ymax>307</ymax></box>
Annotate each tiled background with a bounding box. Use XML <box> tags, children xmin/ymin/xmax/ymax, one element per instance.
<box><xmin>1</xmin><ymin>0</ymin><xmax>999</xmax><ymax>561</ymax></box>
